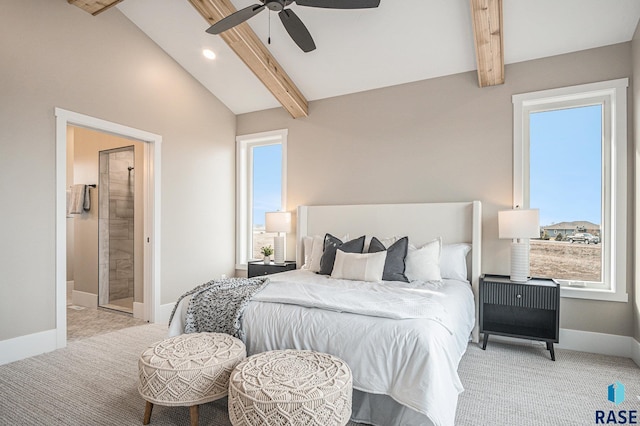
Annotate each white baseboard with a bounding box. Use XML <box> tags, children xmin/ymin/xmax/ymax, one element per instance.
<box><xmin>558</xmin><ymin>328</ymin><xmax>632</xmax><ymax>358</ymax></box>
<box><xmin>133</xmin><ymin>302</ymin><xmax>145</xmax><ymax>320</ymax></box>
<box><xmin>155</xmin><ymin>302</ymin><xmax>176</xmax><ymax>325</ymax></box>
<box><xmin>0</xmin><ymin>329</ymin><xmax>57</xmax><ymax>366</ymax></box>
<box><xmin>66</xmin><ymin>280</ymin><xmax>74</xmax><ymax>297</ymax></box>
<box><xmin>631</xmin><ymin>337</ymin><xmax>640</xmax><ymax>368</ymax></box>
<box><xmin>71</xmin><ymin>290</ymin><xmax>98</xmax><ymax>309</ymax></box>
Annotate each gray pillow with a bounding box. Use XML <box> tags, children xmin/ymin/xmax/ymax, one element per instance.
<box><xmin>368</xmin><ymin>236</ymin><xmax>409</xmax><ymax>282</ymax></box>
<box><xmin>319</xmin><ymin>234</ymin><xmax>365</xmax><ymax>275</ymax></box>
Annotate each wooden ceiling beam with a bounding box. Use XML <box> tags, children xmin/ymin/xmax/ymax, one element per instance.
<box><xmin>68</xmin><ymin>0</ymin><xmax>124</xmax><ymax>16</ymax></box>
<box><xmin>187</xmin><ymin>0</ymin><xmax>309</xmax><ymax>118</ymax></box>
<box><xmin>470</xmin><ymin>0</ymin><xmax>504</xmax><ymax>87</ymax></box>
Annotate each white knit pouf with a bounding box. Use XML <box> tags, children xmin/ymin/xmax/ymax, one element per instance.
<box><xmin>138</xmin><ymin>332</ymin><xmax>246</xmax><ymax>426</ymax></box>
<box><xmin>228</xmin><ymin>350</ymin><xmax>352</xmax><ymax>426</ymax></box>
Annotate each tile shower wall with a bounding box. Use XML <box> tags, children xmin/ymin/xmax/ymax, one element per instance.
<box><xmin>98</xmin><ymin>147</ymin><xmax>135</xmax><ymax>306</ymax></box>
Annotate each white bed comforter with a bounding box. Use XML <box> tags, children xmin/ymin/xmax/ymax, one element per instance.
<box><xmin>169</xmin><ymin>269</ymin><xmax>475</xmax><ymax>426</ymax></box>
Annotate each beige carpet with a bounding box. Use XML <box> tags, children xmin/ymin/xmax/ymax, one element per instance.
<box><xmin>0</xmin><ymin>324</ymin><xmax>638</xmax><ymax>425</ymax></box>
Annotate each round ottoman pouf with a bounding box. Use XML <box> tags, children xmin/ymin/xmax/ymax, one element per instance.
<box><xmin>138</xmin><ymin>332</ymin><xmax>246</xmax><ymax>425</ymax></box>
<box><xmin>228</xmin><ymin>350</ymin><xmax>352</xmax><ymax>426</ymax></box>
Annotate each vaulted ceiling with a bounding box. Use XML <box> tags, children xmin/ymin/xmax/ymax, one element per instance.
<box><xmin>70</xmin><ymin>0</ymin><xmax>640</xmax><ymax>117</ymax></box>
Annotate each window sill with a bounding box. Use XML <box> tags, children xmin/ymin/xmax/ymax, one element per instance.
<box><xmin>560</xmin><ymin>286</ymin><xmax>628</xmax><ymax>303</ymax></box>
<box><xmin>236</xmin><ymin>263</ymin><xmax>248</xmax><ymax>271</ymax></box>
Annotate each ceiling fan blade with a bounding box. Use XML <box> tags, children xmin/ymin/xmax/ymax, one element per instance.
<box><xmin>295</xmin><ymin>0</ymin><xmax>380</xmax><ymax>9</ymax></box>
<box><xmin>279</xmin><ymin>9</ymin><xmax>316</xmax><ymax>52</ymax></box>
<box><xmin>206</xmin><ymin>4</ymin><xmax>265</xmax><ymax>34</ymax></box>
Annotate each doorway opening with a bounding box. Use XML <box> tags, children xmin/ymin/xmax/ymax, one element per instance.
<box><xmin>55</xmin><ymin>108</ymin><xmax>162</xmax><ymax>349</ymax></box>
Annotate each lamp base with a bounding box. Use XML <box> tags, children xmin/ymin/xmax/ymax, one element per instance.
<box><xmin>510</xmin><ymin>241</ymin><xmax>530</xmax><ymax>283</ymax></box>
<box><xmin>273</xmin><ymin>235</ymin><xmax>285</xmax><ymax>265</ymax></box>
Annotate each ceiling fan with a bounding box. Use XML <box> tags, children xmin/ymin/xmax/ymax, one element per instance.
<box><xmin>206</xmin><ymin>0</ymin><xmax>381</xmax><ymax>53</ymax></box>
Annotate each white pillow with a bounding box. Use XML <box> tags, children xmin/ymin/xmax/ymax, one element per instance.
<box><xmin>302</xmin><ymin>234</ymin><xmax>348</xmax><ymax>273</ymax></box>
<box><xmin>301</xmin><ymin>236</ymin><xmax>315</xmax><ymax>269</ymax></box>
<box><xmin>405</xmin><ymin>238</ymin><xmax>442</xmax><ymax>282</ymax></box>
<box><xmin>440</xmin><ymin>243</ymin><xmax>471</xmax><ymax>281</ymax></box>
<box><xmin>307</xmin><ymin>236</ymin><xmax>325</xmax><ymax>272</ymax></box>
<box><xmin>363</xmin><ymin>235</ymin><xmax>397</xmax><ymax>252</ymax></box>
<box><xmin>331</xmin><ymin>250</ymin><xmax>387</xmax><ymax>282</ymax></box>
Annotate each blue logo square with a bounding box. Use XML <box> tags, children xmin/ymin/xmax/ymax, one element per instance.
<box><xmin>608</xmin><ymin>381</ymin><xmax>625</xmax><ymax>405</ymax></box>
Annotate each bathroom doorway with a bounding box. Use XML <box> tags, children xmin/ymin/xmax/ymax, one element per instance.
<box><xmin>99</xmin><ymin>146</ymin><xmax>135</xmax><ymax>314</ymax></box>
<box><xmin>56</xmin><ymin>108</ymin><xmax>161</xmax><ymax>349</ymax></box>
<box><xmin>66</xmin><ymin>124</ymin><xmax>147</xmax><ymax>325</ymax></box>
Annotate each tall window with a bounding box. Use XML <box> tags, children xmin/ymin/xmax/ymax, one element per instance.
<box><xmin>512</xmin><ymin>79</ymin><xmax>628</xmax><ymax>302</ymax></box>
<box><xmin>236</xmin><ymin>130</ymin><xmax>287</xmax><ymax>268</ymax></box>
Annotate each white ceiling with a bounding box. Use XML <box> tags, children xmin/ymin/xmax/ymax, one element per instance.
<box><xmin>117</xmin><ymin>0</ymin><xmax>640</xmax><ymax>115</ymax></box>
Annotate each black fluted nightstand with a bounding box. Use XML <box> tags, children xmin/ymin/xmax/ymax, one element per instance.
<box><xmin>480</xmin><ymin>274</ymin><xmax>560</xmax><ymax>360</ymax></box>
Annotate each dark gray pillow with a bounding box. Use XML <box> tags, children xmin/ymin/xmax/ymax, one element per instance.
<box><xmin>368</xmin><ymin>236</ymin><xmax>409</xmax><ymax>282</ymax></box>
<box><xmin>318</xmin><ymin>234</ymin><xmax>365</xmax><ymax>275</ymax></box>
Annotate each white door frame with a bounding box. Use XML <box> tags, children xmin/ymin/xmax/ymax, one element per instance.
<box><xmin>55</xmin><ymin>108</ymin><xmax>162</xmax><ymax>349</ymax></box>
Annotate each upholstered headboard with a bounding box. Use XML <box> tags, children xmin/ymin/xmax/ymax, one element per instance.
<box><xmin>296</xmin><ymin>201</ymin><xmax>482</xmax><ymax>342</ymax></box>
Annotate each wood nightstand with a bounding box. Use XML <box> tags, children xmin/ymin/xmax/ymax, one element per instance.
<box><xmin>247</xmin><ymin>261</ymin><xmax>296</xmax><ymax>278</ymax></box>
<box><xmin>480</xmin><ymin>274</ymin><xmax>560</xmax><ymax>360</ymax></box>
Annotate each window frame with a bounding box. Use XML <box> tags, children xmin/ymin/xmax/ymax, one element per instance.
<box><xmin>236</xmin><ymin>129</ymin><xmax>287</xmax><ymax>270</ymax></box>
<box><xmin>512</xmin><ymin>78</ymin><xmax>628</xmax><ymax>302</ymax></box>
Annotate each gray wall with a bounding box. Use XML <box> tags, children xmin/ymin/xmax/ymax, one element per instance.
<box><xmin>0</xmin><ymin>1</ymin><xmax>237</xmax><ymax>341</ymax></box>
<box><xmin>237</xmin><ymin>43</ymin><xmax>635</xmax><ymax>337</ymax></box>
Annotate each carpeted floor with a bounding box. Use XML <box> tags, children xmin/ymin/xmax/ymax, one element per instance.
<box><xmin>0</xmin><ymin>324</ymin><xmax>638</xmax><ymax>426</ymax></box>
<box><xmin>456</xmin><ymin>340</ymin><xmax>639</xmax><ymax>425</ymax></box>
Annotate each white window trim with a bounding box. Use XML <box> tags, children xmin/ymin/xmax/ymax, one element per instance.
<box><xmin>236</xmin><ymin>129</ymin><xmax>288</xmax><ymax>270</ymax></box>
<box><xmin>512</xmin><ymin>78</ymin><xmax>628</xmax><ymax>303</ymax></box>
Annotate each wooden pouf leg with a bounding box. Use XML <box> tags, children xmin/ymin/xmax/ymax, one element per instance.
<box><xmin>190</xmin><ymin>405</ymin><xmax>199</xmax><ymax>426</ymax></box>
<box><xmin>143</xmin><ymin>401</ymin><xmax>153</xmax><ymax>425</ymax></box>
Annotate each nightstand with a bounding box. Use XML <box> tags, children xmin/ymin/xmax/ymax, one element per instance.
<box><xmin>248</xmin><ymin>261</ymin><xmax>296</xmax><ymax>278</ymax></box>
<box><xmin>480</xmin><ymin>274</ymin><xmax>560</xmax><ymax>360</ymax></box>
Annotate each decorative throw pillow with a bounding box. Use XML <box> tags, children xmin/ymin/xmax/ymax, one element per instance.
<box><xmin>440</xmin><ymin>243</ymin><xmax>471</xmax><ymax>281</ymax></box>
<box><xmin>304</xmin><ymin>235</ymin><xmax>325</xmax><ymax>272</ymax></box>
<box><xmin>331</xmin><ymin>250</ymin><xmax>387</xmax><ymax>282</ymax></box>
<box><xmin>319</xmin><ymin>234</ymin><xmax>365</xmax><ymax>275</ymax></box>
<box><xmin>303</xmin><ymin>234</ymin><xmax>349</xmax><ymax>272</ymax></box>
<box><xmin>363</xmin><ymin>235</ymin><xmax>397</xmax><ymax>253</ymax></box>
<box><xmin>405</xmin><ymin>237</ymin><xmax>442</xmax><ymax>282</ymax></box>
<box><xmin>368</xmin><ymin>236</ymin><xmax>409</xmax><ymax>282</ymax></box>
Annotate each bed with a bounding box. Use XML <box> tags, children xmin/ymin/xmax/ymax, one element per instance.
<box><xmin>169</xmin><ymin>201</ymin><xmax>482</xmax><ymax>426</ymax></box>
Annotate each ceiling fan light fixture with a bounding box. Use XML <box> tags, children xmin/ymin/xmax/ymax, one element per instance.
<box><xmin>205</xmin><ymin>0</ymin><xmax>380</xmax><ymax>52</ymax></box>
<box><xmin>202</xmin><ymin>48</ymin><xmax>216</xmax><ymax>60</ymax></box>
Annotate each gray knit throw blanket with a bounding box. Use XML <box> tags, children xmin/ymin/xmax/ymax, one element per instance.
<box><xmin>168</xmin><ymin>277</ymin><xmax>270</xmax><ymax>342</ymax></box>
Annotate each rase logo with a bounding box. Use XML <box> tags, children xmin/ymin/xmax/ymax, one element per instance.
<box><xmin>596</xmin><ymin>382</ymin><xmax>637</xmax><ymax>424</ymax></box>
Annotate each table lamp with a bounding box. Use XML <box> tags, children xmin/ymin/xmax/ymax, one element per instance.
<box><xmin>265</xmin><ymin>211</ymin><xmax>291</xmax><ymax>265</ymax></box>
<box><xmin>498</xmin><ymin>208</ymin><xmax>540</xmax><ymax>282</ymax></box>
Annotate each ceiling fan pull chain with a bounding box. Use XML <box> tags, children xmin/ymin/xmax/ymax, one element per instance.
<box><xmin>268</xmin><ymin>10</ymin><xmax>271</xmax><ymax>45</ymax></box>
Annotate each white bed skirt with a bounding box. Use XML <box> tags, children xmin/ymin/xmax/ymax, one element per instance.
<box><xmin>352</xmin><ymin>390</ymin><xmax>436</xmax><ymax>426</ymax></box>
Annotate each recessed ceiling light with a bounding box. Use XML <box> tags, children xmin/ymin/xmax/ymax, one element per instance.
<box><xmin>202</xmin><ymin>49</ymin><xmax>216</xmax><ymax>60</ymax></box>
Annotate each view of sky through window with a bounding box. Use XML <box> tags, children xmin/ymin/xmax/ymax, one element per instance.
<box><xmin>530</xmin><ymin>105</ymin><xmax>602</xmax><ymax>227</ymax></box>
<box><xmin>252</xmin><ymin>144</ymin><xmax>282</xmax><ymax>228</ymax></box>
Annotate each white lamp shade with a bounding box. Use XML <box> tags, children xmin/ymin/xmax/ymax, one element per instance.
<box><xmin>265</xmin><ymin>211</ymin><xmax>291</xmax><ymax>233</ymax></box>
<box><xmin>498</xmin><ymin>209</ymin><xmax>540</xmax><ymax>239</ymax></box>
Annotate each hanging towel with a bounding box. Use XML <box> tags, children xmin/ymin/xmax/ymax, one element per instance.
<box><xmin>83</xmin><ymin>185</ymin><xmax>91</xmax><ymax>212</ymax></box>
<box><xmin>68</xmin><ymin>184</ymin><xmax>86</xmax><ymax>215</ymax></box>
